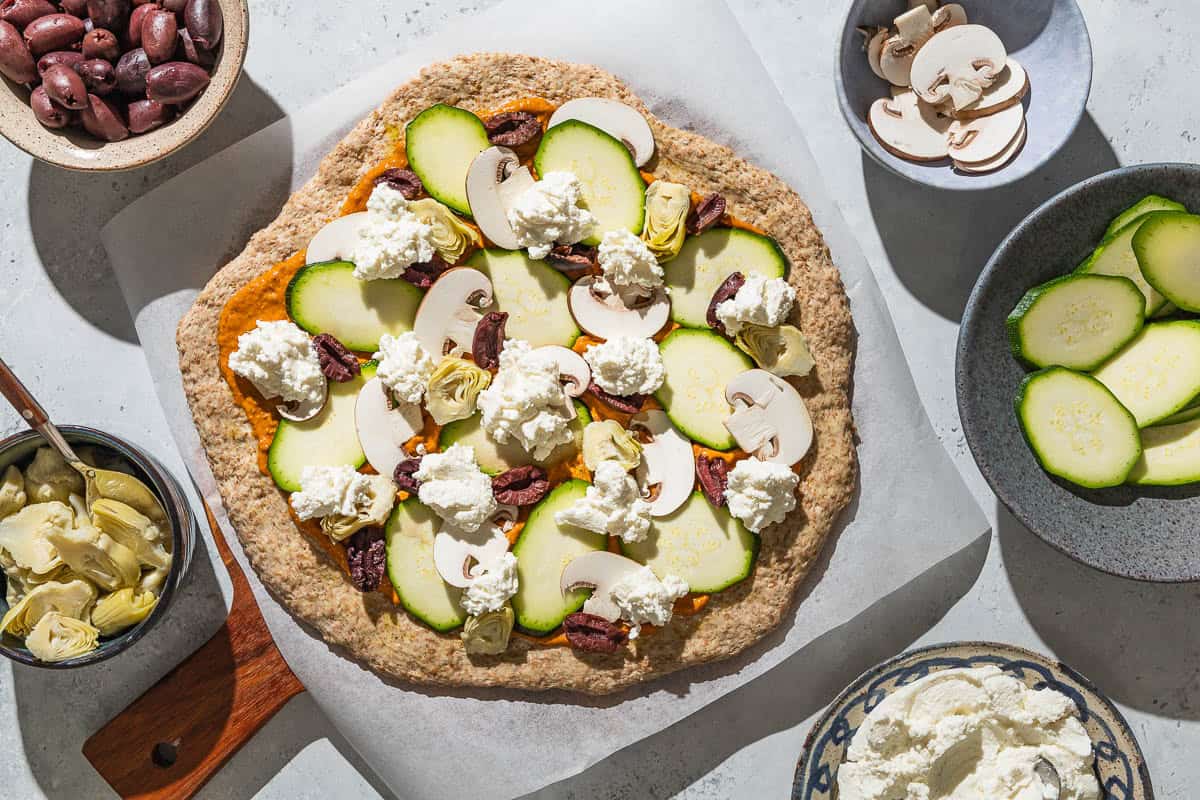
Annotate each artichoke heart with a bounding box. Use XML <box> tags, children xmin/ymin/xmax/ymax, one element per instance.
<box><xmin>320</xmin><ymin>474</ymin><xmax>397</xmax><ymax>542</ymax></box>
<box><xmin>91</xmin><ymin>587</ymin><xmax>158</xmax><ymax>636</ymax></box>
<box><xmin>25</xmin><ymin>612</ymin><xmax>100</xmax><ymax>662</ymax></box>
<box><xmin>23</xmin><ymin>447</ymin><xmax>85</xmax><ymax>504</ymax></box>
<box><xmin>641</xmin><ymin>181</ymin><xmax>691</xmax><ymax>262</ymax></box>
<box><xmin>91</xmin><ymin>498</ymin><xmax>171</xmax><ymax>569</ymax></box>
<box><xmin>582</xmin><ymin>420</ymin><xmax>643</xmax><ymax>472</ymax></box>
<box><xmin>409</xmin><ymin>198</ymin><xmax>482</xmax><ymax>265</ymax></box>
<box><xmin>426</xmin><ymin>357</ymin><xmax>491</xmax><ymax>426</ymax></box>
<box><xmin>0</xmin><ymin>465</ymin><xmax>27</xmax><ymax>521</ymax></box>
<box><xmin>0</xmin><ymin>501</ymin><xmax>71</xmax><ymax>576</ymax></box>
<box><xmin>461</xmin><ymin>606</ymin><xmax>515</xmax><ymax>656</ymax></box>
<box><xmin>89</xmin><ymin>469</ymin><xmax>169</xmax><ymax>530</ymax></box>
<box><xmin>735</xmin><ymin>324</ymin><xmax>815</xmax><ymax>378</ymax></box>
<box><xmin>46</xmin><ymin>523</ymin><xmax>140</xmax><ymax>591</ymax></box>
<box><xmin>1</xmin><ymin>578</ymin><xmax>97</xmax><ymax>638</ymax></box>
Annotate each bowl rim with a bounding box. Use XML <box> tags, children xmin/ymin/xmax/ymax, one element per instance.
<box><xmin>0</xmin><ymin>0</ymin><xmax>249</xmax><ymax>172</ymax></box>
<box><xmin>955</xmin><ymin>161</ymin><xmax>1200</xmax><ymax>583</ymax></box>
<box><xmin>834</xmin><ymin>0</ymin><xmax>1094</xmax><ymax>192</ymax></box>
<box><xmin>792</xmin><ymin>639</ymin><xmax>1153</xmax><ymax>799</ymax></box>
<box><xmin>0</xmin><ymin>425</ymin><xmax>194</xmax><ymax>668</ymax></box>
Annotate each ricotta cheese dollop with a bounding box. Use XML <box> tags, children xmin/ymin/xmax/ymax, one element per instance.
<box><xmin>461</xmin><ymin>551</ymin><xmax>518</xmax><ymax>616</ymax></box>
<box><xmin>838</xmin><ymin>666</ymin><xmax>1100</xmax><ymax>800</ymax></box>
<box><xmin>715</xmin><ymin>274</ymin><xmax>796</xmax><ymax>335</ymax></box>
<box><xmin>555</xmin><ymin>460</ymin><xmax>653</xmax><ymax>544</ymax></box>
<box><xmin>597</xmin><ymin>229</ymin><xmax>664</xmax><ymax>296</ymax></box>
<box><xmin>228</xmin><ymin>320</ymin><xmax>325</xmax><ymax>407</ymax></box>
<box><xmin>373</xmin><ymin>331</ymin><xmax>435</xmax><ymax>405</ymax></box>
<box><xmin>506</xmin><ymin>171</ymin><xmax>596</xmax><ymax>259</ymax></box>
<box><xmin>290</xmin><ymin>465</ymin><xmax>374</xmax><ymax>521</ymax></box>
<box><xmin>724</xmin><ymin>457</ymin><xmax>798</xmax><ymax>533</ymax></box>
<box><xmin>477</xmin><ymin>340</ymin><xmax>576</xmax><ymax>460</ymax></box>
<box><xmin>609</xmin><ymin>565</ymin><xmax>689</xmax><ymax>638</ymax></box>
<box><xmin>413</xmin><ymin>444</ymin><xmax>497</xmax><ymax>533</ymax></box>
<box><xmin>352</xmin><ymin>184</ymin><xmax>436</xmax><ymax>280</ymax></box>
<box><xmin>584</xmin><ymin>336</ymin><xmax>665</xmax><ymax>396</ymax></box>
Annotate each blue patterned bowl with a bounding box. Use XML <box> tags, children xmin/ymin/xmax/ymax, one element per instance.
<box><xmin>792</xmin><ymin>642</ymin><xmax>1153</xmax><ymax>800</ymax></box>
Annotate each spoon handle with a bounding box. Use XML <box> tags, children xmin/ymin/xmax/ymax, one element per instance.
<box><xmin>0</xmin><ymin>355</ymin><xmax>49</xmax><ymax>428</ymax></box>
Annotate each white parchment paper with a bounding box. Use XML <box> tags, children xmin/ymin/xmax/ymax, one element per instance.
<box><xmin>101</xmin><ymin>0</ymin><xmax>989</xmax><ymax>797</ymax></box>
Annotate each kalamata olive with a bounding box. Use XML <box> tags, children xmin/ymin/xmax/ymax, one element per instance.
<box><xmin>161</xmin><ymin>0</ymin><xmax>183</xmax><ymax>17</ymax></box>
<box><xmin>140</xmin><ymin>7</ymin><xmax>172</xmax><ymax>63</ymax></box>
<box><xmin>84</xmin><ymin>0</ymin><xmax>128</xmax><ymax>31</ymax></box>
<box><xmin>22</xmin><ymin>13</ymin><xmax>84</xmax><ymax>55</ymax></box>
<box><xmin>58</xmin><ymin>0</ymin><xmax>87</xmax><ymax>15</ymax></box>
<box><xmin>80</xmin><ymin>26</ymin><xmax>117</xmax><ymax>59</ymax></box>
<box><xmin>131</xmin><ymin>0</ymin><xmax>158</xmax><ymax>5</ymax></box>
<box><xmin>36</xmin><ymin>48</ymin><xmax>82</xmax><ymax>74</ymax></box>
<box><xmin>74</xmin><ymin>56</ymin><xmax>112</xmax><ymax>93</ymax></box>
<box><xmin>113</xmin><ymin>45</ymin><xmax>147</xmax><ymax>92</ymax></box>
<box><xmin>30</xmin><ymin>84</ymin><xmax>70</xmax><ymax>126</ymax></box>
<box><xmin>79</xmin><ymin>92</ymin><xmax>127</xmax><ymax>140</ymax></box>
<box><xmin>0</xmin><ymin>0</ymin><xmax>56</xmax><ymax>28</ymax></box>
<box><xmin>125</xmin><ymin>0</ymin><xmax>153</xmax><ymax>45</ymax></box>
<box><xmin>175</xmin><ymin>24</ymin><xmax>208</xmax><ymax>66</ymax></box>
<box><xmin>0</xmin><ymin>19</ymin><xmax>36</xmax><ymax>83</ymax></box>
<box><xmin>144</xmin><ymin>59</ymin><xmax>205</xmax><ymax>103</ymax></box>
<box><xmin>125</xmin><ymin>96</ymin><xmax>170</xmax><ymax>132</ymax></box>
<box><xmin>182</xmin><ymin>0</ymin><xmax>217</xmax><ymax>50</ymax></box>
<box><xmin>41</xmin><ymin>62</ymin><xmax>87</xmax><ymax>108</ymax></box>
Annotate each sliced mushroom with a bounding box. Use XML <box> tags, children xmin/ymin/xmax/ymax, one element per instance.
<box><xmin>907</xmin><ymin>0</ymin><xmax>936</xmax><ymax>10</ymax></box>
<box><xmin>413</xmin><ymin>268</ymin><xmax>495</xmax><ymax>358</ymax></box>
<box><xmin>858</xmin><ymin>25</ymin><xmax>890</xmax><ymax>81</ymax></box>
<box><xmin>868</xmin><ymin>88</ymin><xmax>952</xmax><ymax>162</ymax></box>
<box><xmin>954</xmin><ymin>58</ymin><xmax>1028</xmax><ymax>119</ymax></box>
<box><xmin>723</xmin><ymin>370</ymin><xmax>813</xmax><ymax>466</ymax></box>
<box><xmin>547</xmin><ymin>98</ymin><xmax>655</xmax><ymax>167</ymax></box>
<box><xmin>879</xmin><ymin>5</ymin><xmax>934</xmax><ymax>87</ymax></box>
<box><xmin>568</xmin><ymin>276</ymin><xmax>671</xmax><ymax>340</ymax></box>
<box><xmin>354</xmin><ymin>376</ymin><xmax>423</xmax><ymax>477</ymax></box>
<box><xmin>947</xmin><ymin>102</ymin><xmax>1025</xmax><ymax>163</ymax></box>
<box><xmin>910</xmin><ymin>24</ymin><xmax>1007</xmax><ymax>110</ymax></box>
<box><xmin>536</xmin><ymin>345</ymin><xmax>591</xmax><ymax>398</ymax></box>
<box><xmin>955</xmin><ymin>120</ymin><xmax>1027</xmax><ymax>173</ymax></box>
<box><xmin>465</xmin><ymin>146</ymin><xmax>537</xmax><ymax>250</ymax></box>
<box><xmin>306</xmin><ymin>212</ymin><xmax>368</xmax><ymax>265</ymax></box>
<box><xmin>432</xmin><ymin>524</ymin><xmax>510</xmax><ymax>589</ymax></box>
<box><xmin>930</xmin><ymin>4</ymin><xmax>968</xmax><ymax>33</ymax></box>
<box><xmin>276</xmin><ymin>382</ymin><xmax>327</xmax><ymax>423</ymax></box>
<box><xmin>630</xmin><ymin>410</ymin><xmax>695</xmax><ymax>517</ymax></box>
<box><xmin>559</xmin><ymin>550</ymin><xmax>642</xmax><ymax>622</ymax></box>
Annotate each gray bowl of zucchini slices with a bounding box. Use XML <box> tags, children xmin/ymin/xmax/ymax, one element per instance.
<box><xmin>958</xmin><ymin>163</ymin><xmax>1200</xmax><ymax>581</ymax></box>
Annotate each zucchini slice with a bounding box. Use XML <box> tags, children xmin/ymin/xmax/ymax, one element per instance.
<box><xmin>1151</xmin><ymin>399</ymin><xmax>1200</xmax><ymax>428</ymax></box>
<box><xmin>287</xmin><ymin>261</ymin><xmax>423</xmax><ymax>352</ymax></box>
<box><xmin>622</xmin><ymin>492</ymin><xmax>757</xmax><ymax>593</ymax></box>
<box><xmin>511</xmin><ymin>480</ymin><xmax>607</xmax><ymax>635</ymax></box>
<box><xmin>664</xmin><ymin>228</ymin><xmax>789</xmax><ymax>328</ymax></box>
<box><xmin>267</xmin><ymin>362</ymin><xmax>377</xmax><ymax>492</ymax></box>
<box><xmin>1104</xmin><ymin>194</ymin><xmax>1187</xmax><ymax>238</ymax></box>
<box><xmin>1006</xmin><ymin>274</ymin><xmax>1145</xmax><ymax>370</ymax></box>
<box><xmin>1016</xmin><ymin>367</ymin><xmax>1142</xmax><ymax>489</ymax></box>
<box><xmin>1132</xmin><ymin>212</ymin><xmax>1200</xmax><ymax>313</ymax></box>
<box><xmin>405</xmin><ymin>104</ymin><xmax>490</xmax><ymax>216</ymax></box>
<box><xmin>1076</xmin><ymin>216</ymin><xmax>1168</xmax><ymax>316</ymax></box>
<box><xmin>1093</xmin><ymin>320</ymin><xmax>1200</xmax><ymax>427</ymax></box>
<box><xmin>437</xmin><ymin>401</ymin><xmax>591</xmax><ymax>476</ymax></box>
<box><xmin>655</xmin><ymin>328</ymin><xmax>754</xmax><ymax>451</ymax></box>
<box><xmin>1128</xmin><ymin>418</ymin><xmax>1200</xmax><ymax>486</ymax></box>
<box><xmin>385</xmin><ymin>498</ymin><xmax>468</xmax><ymax>632</ymax></box>
<box><xmin>464</xmin><ymin>249</ymin><xmax>581</xmax><ymax>347</ymax></box>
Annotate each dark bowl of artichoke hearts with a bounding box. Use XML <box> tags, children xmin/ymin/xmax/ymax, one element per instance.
<box><xmin>0</xmin><ymin>426</ymin><xmax>194</xmax><ymax>668</ymax></box>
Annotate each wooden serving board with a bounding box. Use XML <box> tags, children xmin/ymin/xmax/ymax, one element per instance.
<box><xmin>83</xmin><ymin>503</ymin><xmax>305</xmax><ymax>799</ymax></box>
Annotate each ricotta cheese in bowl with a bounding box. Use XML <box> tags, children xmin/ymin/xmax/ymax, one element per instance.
<box><xmin>837</xmin><ymin>666</ymin><xmax>1099</xmax><ymax>800</ymax></box>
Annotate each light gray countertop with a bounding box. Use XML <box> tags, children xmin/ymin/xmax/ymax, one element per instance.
<box><xmin>0</xmin><ymin>1</ymin><xmax>1196</xmax><ymax>798</ymax></box>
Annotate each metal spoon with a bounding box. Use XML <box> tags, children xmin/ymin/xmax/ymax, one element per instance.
<box><xmin>0</xmin><ymin>355</ymin><xmax>167</xmax><ymax>525</ymax></box>
<box><xmin>1034</xmin><ymin>757</ymin><xmax>1062</xmax><ymax>800</ymax></box>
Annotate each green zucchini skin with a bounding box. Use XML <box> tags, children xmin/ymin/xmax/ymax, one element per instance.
<box><xmin>1133</xmin><ymin>212</ymin><xmax>1200</xmax><ymax>313</ymax></box>
<box><xmin>1104</xmin><ymin>194</ymin><xmax>1187</xmax><ymax>238</ymax></box>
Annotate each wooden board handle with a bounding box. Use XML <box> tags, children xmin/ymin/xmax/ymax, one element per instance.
<box><xmin>83</xmin><ymin>503</ymin><xmax>304</xmax><ymax>799</ymax></box>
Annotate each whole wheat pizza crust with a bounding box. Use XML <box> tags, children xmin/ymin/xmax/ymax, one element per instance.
<box><xmin>177</xmin><ymin>53</ymin><xmax>857</xmax><ymax>694</ymax></box>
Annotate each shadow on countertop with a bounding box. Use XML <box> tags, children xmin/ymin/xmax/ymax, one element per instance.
<box><xmin>863</xmin><ymin>112</ymin><xmax>1120</xmax><ymax>323</ymax></box>
<box><xmin>26</xmin><ymin>74</ymin><xmax>288</xmax><ymax>345</ymax></box>
<box><xmin>998</xmin><ymin>502</ymin><xmax>1200</xmax><ymax>721</ymax></box>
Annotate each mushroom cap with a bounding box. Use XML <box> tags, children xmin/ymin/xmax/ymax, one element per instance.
<box><xmin>868</xmin><ymin>89</ymin><xmax>952</xmax><ymax>162</ymax></box>
<box><xmin>947</xmin><ymin>102</ymin><xmax>1025</xmax><ymax>164</ymax></box>
<box><xmin>568</xmin><ymin>276</ymin><xmax>671</xmax><ymax>340</ymax></box>
<box><xmin>955</xmin><ymin>119</ymin><xmax>1027</xmax><ymax>173</ymax></box>
<box><xmin>910</xmin><ymin>24</ymin><xmax>1007</xmax><ymax>109</ymax></box>
<box><xmin>536</xmin><ymin>345</ymin><xmax>591</xmax><ymax>397</ymax></box>
<box><xmin>723</xmin><ymin>370</ymin><xmax>813</xmax><ymax>466</ymax></box>
<box><xmin>953</xmin><ymin>58</ymin><xmax>1028</xmax><ymax>120</ymax></box>
<box><xmin>306</xmin><ymin>211</ymin><xmax>368</xmax><ymax>265</ymax></box>
<box><xmin>559</xmin><ymin>550</ymin><xmax>642</xmax><ymax>622</ymax></box>
<box><xmin>276</xmin><ymin>380</ymin><xmax>328</xmax><ymax>422</ymax></box>
<box><xmin>465</xmin><ymin>146</ymin><xmax>535</xmax><ymax>250</ymax></box>
<box><xmin>630</xmin><ymin>410</ymin><xmax>695</xmax><ymax>517</ymax></box>
<box><xmin>354</xmin><ymin>376</ymin><xmax>423</xmax><ymax>477</ymax></box>
<box><xmin>413</xmin><ymin>268</ymin><xmax>494</xmax><ymax>358</ymax></box>
<box><xmin>548</xmin><ymin>98</ymin><xmax>655</xmax><ymax>167</ymax></box>
<box><xmin>879</xmin><ymin>4</ymin><xmax>935</xmax><ymax>87</ymax></box>
<box><xmin>433</xmin><ymin>525</ymin><xmax>510</xmax><ymax>589</ymax></box>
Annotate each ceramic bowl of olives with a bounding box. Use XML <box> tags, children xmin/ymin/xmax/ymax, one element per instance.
<box><xmin>0</xmin><ymin>0</ymin><xmax>247</xmax><ymax>171</ymax></box>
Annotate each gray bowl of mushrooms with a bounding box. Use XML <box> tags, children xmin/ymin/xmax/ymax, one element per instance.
<box><xmin>0</xmin><ymin>426</ymin><xmax>194</xmax><ymax>668</ymax></box>
<box><xmin>836</xmin><ymin>0</ymin><xmax>1092</xmax><ymax>190</ymax></box>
